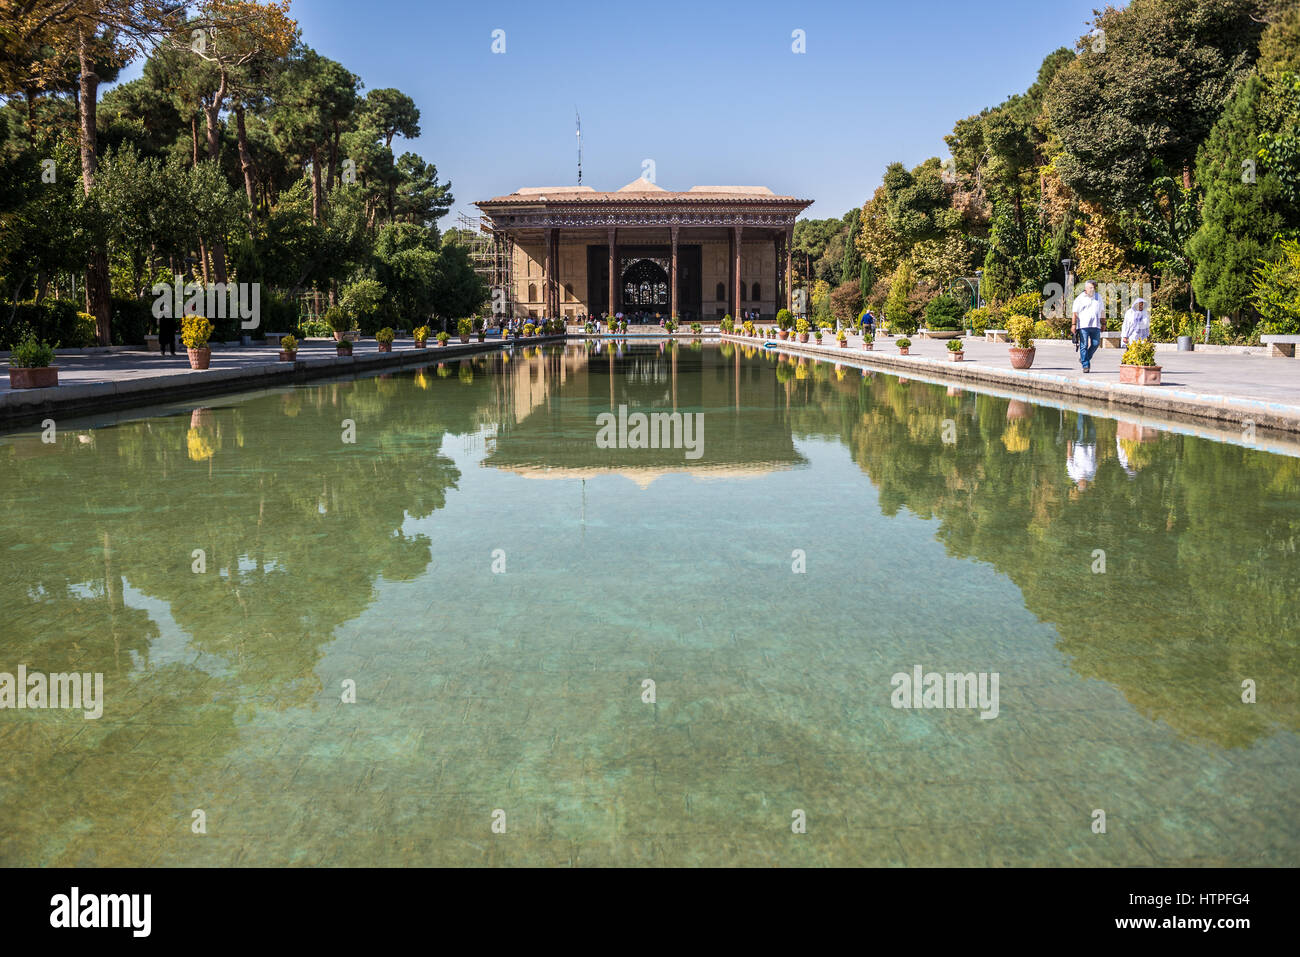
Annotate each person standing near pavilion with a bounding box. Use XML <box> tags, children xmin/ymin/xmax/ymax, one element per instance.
<box><xmin>158</xmin><ymin>310</ymin><xmax>177</xmax><ymax>357</ymax></box>
<box><xmin>860</xmin><ymin>307</ymin><xmax>875</xmax><ymax>339</ymax></box>
<box><xmin>1071</xmin><ymin>280</ymin><xmax>1105</xmax><ymax>374</ymax></box>
<box><xmin>1121</xmin><ymin>296</ymin><xmax>1150</xmax><ymax>349</ymax></box>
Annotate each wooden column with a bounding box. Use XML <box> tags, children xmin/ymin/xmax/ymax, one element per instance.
<box><xmin>542</xmin><ymin>228</ymin><xmax>552</xmax><ymax>320</ymax></box>
<box><xmin>548</xmin><ymin>228</ymin><xmax>559</xmax><ymax>319</ymax></box>
<box><xmin>785</xmin><ymin>225</ymin><xmax>794</xmax><ymax>313</ymax></box>
<box><xmin>731</xmin><ymin>225</ymin><xmax>743</xmax><ymax>319</ymax></box>
<box><xmin>670</xmin><ymin>225</ymin><xmax>679</xmax><ymax>321</ymax></box>
<box><xmin>607</xmin><ymin>227</ymin><xmax>617</xmax><ymax>319</ymax></box>
<box><xmin>774</xmin><ymin>231</ymin><xmax>783</xmax><ymax>321</ymax></box>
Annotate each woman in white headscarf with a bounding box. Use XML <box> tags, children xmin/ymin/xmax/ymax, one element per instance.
<box><xmin>1121</xmin><ymin>297</ymin><xmax>1150</xmax><ymax>348</ymax></box>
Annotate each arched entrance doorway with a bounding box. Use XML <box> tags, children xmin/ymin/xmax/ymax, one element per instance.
<box><xmin>621</xmin><ymin>258</ymin><xmax>670</xmax><ymax>315</ymax></box>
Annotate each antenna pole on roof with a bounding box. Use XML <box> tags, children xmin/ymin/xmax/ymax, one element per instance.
<box><xmin>576</xmin><ymin>110</ymin><xmax>582</xmax><ymax>187</ymax></box>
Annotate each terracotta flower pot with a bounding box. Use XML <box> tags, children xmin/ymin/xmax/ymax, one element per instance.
<box><xmin>838</xmin><ymin>339</ymin><xmax>848</xmax><ymax>348</ymax></box>
<box><xmin>187</xmin><ymin>347</ymin><xmax>211</xmax><ymax>370</ymax></box>
<box><xmin>1009</xmin><ymin>346</ymin><xmax>1036</xmax><ymax>369</ymax></box>
<box><xmin>862</xmin><ymin>342</ymin><xmax>874</xmax><ymax>351</ymax></box>
<box><xmin>798</xmin><ymin>333</ymin><xmax>809</xmax><ymax>343</ymax></box>
<box><xmin>1120</xmin><ymin>364</ymin><xmax>1161</xmax><ymax>386</ymax></box>
<box><xmin>333</xmin><ymin>331</ymin><xmax>344</xmax><ymax>341</ymax></box>
<box><xmin>279</xmin><ymin>351</ymin><xmax>297</xmax><ymax>362</ymax></box>
<box><xmin>337</xmin><ymin>345</ymin><xmax>352</xmax><ymax>357</ymax></box>
<box><xmin>378</xmin><ymin>342</ymin><xmax>393</xmax><ymax>353</ymax></box>
<box><xmin>460</xmin><ymin>335</ymin><xmax>470</xmax><ymax>343</ymax></box>
<box><xmin>779</xmin><ymin>330</ymin><xmax>789</xmax><ymax>340</ymax></box>
<box><xmin>439</xmin><ymin>340</ymin><xmax>448</xmax><ymax>347</ymax></box>
<box><xmin>949</xmin><ymin>351</ymin><xmax>964</xmax><ymax>362</ymax></box>
<box><xmin>898</xmin><ymin>347</ymin><xmax>910</xmax><ymax>356</ymax></box>
<box><xmin>415</xmin><ymin>340</ymin><xmax>427</xmax><ymax>349</ymax></box>
<box><xmin>8</xmin><ymin>366</ymin><xmax>59</xmax><ymax>389</ymax></box>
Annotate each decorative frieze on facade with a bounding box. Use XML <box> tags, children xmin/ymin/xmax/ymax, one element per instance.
<box><xmin>497</xmin><ymin>210</ymin><xmax>800</xmax><ymax>228</ymax></box>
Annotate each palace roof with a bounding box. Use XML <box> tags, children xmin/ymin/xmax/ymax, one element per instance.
<box><xmin>478</xmin><ymin>181</ymin><xmax>812</xmax><ymax>207</ymax></box>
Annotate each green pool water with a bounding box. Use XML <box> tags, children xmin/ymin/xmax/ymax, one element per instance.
<box><xmin>1</xmin><ymin>342</ymin><xmax>1296</xmax><ymax>867</ymax></box>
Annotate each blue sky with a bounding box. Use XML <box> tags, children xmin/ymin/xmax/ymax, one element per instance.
<box><xmin>123</xmin><ymin>0</ymin><xmax>1109</xmax><ymax>222</ymax></box>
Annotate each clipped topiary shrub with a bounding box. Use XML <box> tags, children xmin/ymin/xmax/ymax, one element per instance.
<box><xmin>924</xmin><ymin>294</ymin><xmax>966</xmax><ymax>330</ymax></box>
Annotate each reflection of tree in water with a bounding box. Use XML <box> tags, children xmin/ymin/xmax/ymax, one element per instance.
<box><xmin>0</xmin><ymin>370</ymin><xmax>469</xmax><ymax>863</ymax></box>
<box><xmin>765</xmin><ymin>356</ymin><xmax>1299</xmax><ymax>748</ymax></box>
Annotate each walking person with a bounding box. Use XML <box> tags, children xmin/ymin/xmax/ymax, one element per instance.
<box><xmin>1121</xmin><ymin>296</ymin><xmax>1150</xmax><ymax>349</ymax></box>
<box><xmin>158</xmin><ymin>313</ymin><xmax>177</xmax><ymax>356</ymax></box>
<box><xmin>1071</xmin><ymin>280</ymin><xmax>1105</xmax><ymax>374</ymax></box>
<box><xmin>860</xmin><ymin>307</ymin><xmax>875</xmax><ymax>340</ymax></box>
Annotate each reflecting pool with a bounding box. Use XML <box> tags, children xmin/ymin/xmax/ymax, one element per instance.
<box><xmin>1</xmin><ymin>342</ymin><xmax>1296</xmax><ymax>866</ymax></box>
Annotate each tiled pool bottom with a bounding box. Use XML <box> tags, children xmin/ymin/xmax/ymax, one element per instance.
<box><xmin>1</xmin><ymin>345</ymin><xmax>1296</xmax><ymax>866</ymax></box>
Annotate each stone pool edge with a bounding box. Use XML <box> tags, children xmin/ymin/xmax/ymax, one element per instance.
<box><xmin>723</xmin><ymin>334</ymin><xmax>1300</xmax><ymax>439</ymax></box>
<box><xmin>0</xmin><ymin>336</ymin><xmax>564</xmax><ymax>430</ymax></box>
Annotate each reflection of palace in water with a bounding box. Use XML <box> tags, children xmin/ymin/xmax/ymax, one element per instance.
<box><xmin>482</xmin><ymin>343</ymin><xmax>805</xmax><ymax>486</ymax></box>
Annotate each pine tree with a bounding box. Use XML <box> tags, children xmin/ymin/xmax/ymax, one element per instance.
<box><xmin>1188</xmin><ymin>74</ymin><xmax>1291</xmax><ymax>319</ymax></box>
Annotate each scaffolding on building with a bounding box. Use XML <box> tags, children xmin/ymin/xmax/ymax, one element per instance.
<box><xmin>457</xmin><ymin>212</ymin><xmax>513</xmax><ymax>317</ymax></box>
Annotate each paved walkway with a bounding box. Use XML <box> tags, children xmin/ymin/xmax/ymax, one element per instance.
<box><xmin>0</xmin><ymin>339</ymin><xmax>490</xmax><ymax>394</ymax></box>
<box><xmin>0</xmin><ymin>337</ymin><xmax>529</xmax><ymax>428</ymax></box>
<box><xmin>723</xmin><ymin>331</ymin><xmax>1300</xmax><ymax>438</ymax></box>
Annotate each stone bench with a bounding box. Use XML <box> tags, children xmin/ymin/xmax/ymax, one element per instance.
<box><xmin>986</xmin><ymin>329</ymin><xmax>1008</xmax><ymax>343</ymax></box>
<box><xmin>1101</xmin><ymin>332</ymin><xmax>1123</xmax><ymax>348</ymax></box>
<box><xmin>1261</xmin><ymin>335</ymin><xmax>1300</xmax><ymax>357</ymax></box>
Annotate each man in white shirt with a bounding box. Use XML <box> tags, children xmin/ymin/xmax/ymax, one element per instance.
<box><xmin>1071</xmin><ymin>280</ymin><xmax>1106</xmax><ymax>373</ymax></box>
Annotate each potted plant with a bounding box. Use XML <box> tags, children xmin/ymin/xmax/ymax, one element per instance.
<box><xmin>691</xmin><ymin>322</ymin><xmax>702</xmax><ymax>336</ymax></box>
<box><xmin>7</xmin><ymin>333</ymin><xmax>58</xmax><ymax>389</ymax></box>
<box><xmin>279</xmin><ymin>334</ymin><xmax>298</xmax><ymax>362</ymax></box>
<box><xmin>776</xmin><ymin>308</ymin><xmax>792</xmax><ymax>340</ymax></box>
<box><xmin>326</xmin><ymin>306</ymin><xmax>352</xmax><ymax>342</ymax></box>
<box><xmin>896</xmin><ymin>337</ymin><xmax>912</xmax><ymax>355</ymax></box>
<box><xmin>814</xmin><ymin>328</ymin><xmax>824</xmax><ymax>344</ymax></box>
<box><xmin>796</xmin><ymin>318</ymin><xmax>810</xmax><ymax>343</ymax></box>
<box><xmin>475</xmin><ymin>318</ymin><xmax>486</xmax><ymax>342</ymax></box>
<box><xmin>182</xmin><ymin>316</ymin><xmax>214</xmax><ymax>369</ymax></box>
<box><xmin>376</xmin><ymin>327</ymin><xmax>396</xmax><ymax>352</ymax></box>
<box><xmin>721</xmin><ymin>315</ymin><xmax>734</xmax><ymax>334</ymax></box>
<box><xmin>457</xmin><ymin>318</ymin><xmax>473</xmax><ymax>343</ymax></box>
<box><xmin>837</xmin><ymin>329</ymin><xmax>848</xmax><ymax>349</ymax></box>
<box><xmin>414</xmin><ymin>325</ymin><xmax>430</xmax><ymax>349</ymax></box>
<box><xmin>1120</xmin><ymin>339</ymin><xmax>1161</xmax><ymax>385</ymax></box>
<box><xmin>584</xmin><ymin>321</ymin><xmax>594</xmax><ymax>335</ymax></box>
<box><xmin>437</xmin><ymin>331</ymin><xmax>450</xmax><ymax>347</ymax></box>
<box><xmin>523</xmin><ymin>322</ymin><xmax>536</xmax><ymax>338</ymax></box>
<box><xmin>947</xmin><ymin>338</ymin><xmax>964</xmax><ymax>362</ymax></box>
<box><xmin>336</xmin><ymin>337</ymin><xmax>353</xmax><ymax>357</ymax></box>
<box><xmin>1006</xmin><ymin>315</ymin><xmax>1036</xmax><ymax>369</ymax></box>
